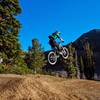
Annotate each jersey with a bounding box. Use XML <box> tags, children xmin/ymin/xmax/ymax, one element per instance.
<box><xmin>51</xmin><ymin>32</ymin><xmax>61</xmax><ymax>39</ymax></box>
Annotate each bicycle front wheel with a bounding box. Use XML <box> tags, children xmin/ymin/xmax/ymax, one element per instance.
<box><xmin>48</xmin><ymin>51</ymin><xmax>57</xmax><ymax>65</ymax></box>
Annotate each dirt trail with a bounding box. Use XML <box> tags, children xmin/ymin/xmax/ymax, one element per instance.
<box><xmin>0</xmin><ymin>74</ymin><xmax>100</xmax><ymax>100</ymax></box>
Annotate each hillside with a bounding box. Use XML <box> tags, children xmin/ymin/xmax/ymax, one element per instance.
<box><xmin>75</xmin><ymin>29</ymin><xmax>100</xmax><ymax>51</ymax></box>
<box><xmin>0</xmin><ymin>74</ymin><xmax>100</xmax><ymax>100</ymax></box>
<box><xmin>74</xmin><ymin>29</ymin><xmax>100</xmax><ymax>79</ymax></box>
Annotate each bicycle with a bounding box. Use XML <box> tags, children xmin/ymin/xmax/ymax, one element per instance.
<box><xmin>48</xmin><ymin>41</ymin><xmax>69</xmax><ymax>65</ymax></box>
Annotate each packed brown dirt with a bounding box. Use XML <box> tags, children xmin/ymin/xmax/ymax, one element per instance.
<box><xmin>0</xmin><ymin>74</ymin><xmax>100</xmax><ymax>100</ymax></box>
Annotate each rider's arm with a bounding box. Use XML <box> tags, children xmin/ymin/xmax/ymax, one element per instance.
<box><xmin>52</xmin><ymin>31</ymin><xmax>64</xmax><ymax>42</ymax></box>
<box><xmin>57</xmin><ymin>35</ymin><xmax>64</xmax><ymax>42</ymax></box>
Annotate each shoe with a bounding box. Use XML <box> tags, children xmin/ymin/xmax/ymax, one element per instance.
<box><xmin>59</xmin><ymin>52</ymin><xmax>62</xmax><ymax>55</ymax></box>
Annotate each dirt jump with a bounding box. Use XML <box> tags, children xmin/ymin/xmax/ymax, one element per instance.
<box><xmin>0</xmin><ymin>74</ymin><xmax>100</xmax><ymax>100</ymax></box>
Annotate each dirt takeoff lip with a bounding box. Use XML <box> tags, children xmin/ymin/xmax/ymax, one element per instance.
<box><xmin>0</xmin><ymin>74</ymin><xmax>100</xmax><ymax>100</ymax></box>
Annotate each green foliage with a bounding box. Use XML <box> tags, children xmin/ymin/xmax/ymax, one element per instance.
<box><xmin>83</xmin><ymin>41</ymin><xmax>95</xmax><ymax>79</ymax></box>
<box><xmin>67</xmin><ymin>65</ymin><xmax>77</xmax><ymax>78</ymax></box>
<box><xmin>25</xmin><ymin>39</ymin><xmax>46</xmax><ymax>74</ymax></box>
<box><xmin>0</xmin><ymin>0</ymin><xmax>21</xmax><ymax>64</ymax></box>
<box><xmin>83</xmin><ymin>42</ymin><xmax>94</xmax><ymax>68</ymax></box>
<box><xmin>63</xmin><ymin>43</ymin><xmax>77</xmax><ymax>78</ymax></box>
<box><xmin>79</xmin><ymin>56</ymin><xmax>84</xmax><ymax>73</ymax></box>
<box><xmin>0</xmin><ymin>52</ymin><xmax>7</xmax><ymax>64</ymax></box>
<box><xmin>0</xmin><ymin>64</ymin><xmax>5</xmax><ymax>73</ymax></box>
<box><xmin>6</xmin><ymin>57</ymin><xmax>33</xmax><ymax>75</ymax></box>
<box><xmin>9</xmin><ymin>65</ymin><xmax>33</xmax><ymax>75</ymax></box>
<box><xmin>79</xmin><ymin>56</ymin><xmax>86</xmax><ymax>78</ymax></box>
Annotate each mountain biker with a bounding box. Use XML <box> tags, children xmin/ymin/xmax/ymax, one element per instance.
<box><xmin>48</xmin><ymin>31</ymin><xmax>64</xmax><ymax>50</ymax></box>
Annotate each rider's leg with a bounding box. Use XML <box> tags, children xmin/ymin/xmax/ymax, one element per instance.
<box><xmin>55</xmin><ymin>42</ymin><xmax>62</xmax><ymax>51</ymax></box>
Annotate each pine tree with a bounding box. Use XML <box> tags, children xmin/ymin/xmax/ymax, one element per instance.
<box><xmin>63</xmin><ymin>43</ymin><xmax>77</xmax><ymax>78</ymax></box>
<box><xmin>25</xmin><ymin>39</ymin><xmax>46</xmax><ymax>74</ymax></box>
<box><xmin>83</xmin><ymin>41</ymin><xmax>95</xmax><ymax>79</ymax></box>
<box><xmin>0</xmin><ymin>0</ymin><xmax>21</xmax><ymax>64</ymax></box>
<box><xmin>74</xmin><ymin>50</ymin><xmax>80</xmax><ymax>78</ymax></box>
<box><xmin>79</xmin><ymin>56</ymin><xmax>85</xmax><ymax>79</ymax></box>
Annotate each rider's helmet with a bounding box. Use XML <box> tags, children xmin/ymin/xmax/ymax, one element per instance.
<box><xmin>52</xmin><ymin>31</ymin><xmax>61</xmax><ymax>36</ymax></box>
<box><xmin>48</xmin><ymin>35</ymin><xmax>54</xmax><ymax>40</ymax></box>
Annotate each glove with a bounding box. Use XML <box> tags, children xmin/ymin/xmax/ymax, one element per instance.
<box><xmin>60</xmin><ymin>38</ymin><xmax>64</xmax><ymax>42</ymax></box>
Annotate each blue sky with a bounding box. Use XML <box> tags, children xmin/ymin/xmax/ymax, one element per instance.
<box><xmin>17</xmin><ymin>0</ymin><xmax>100</xmax><ymax>51</ymax></box>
